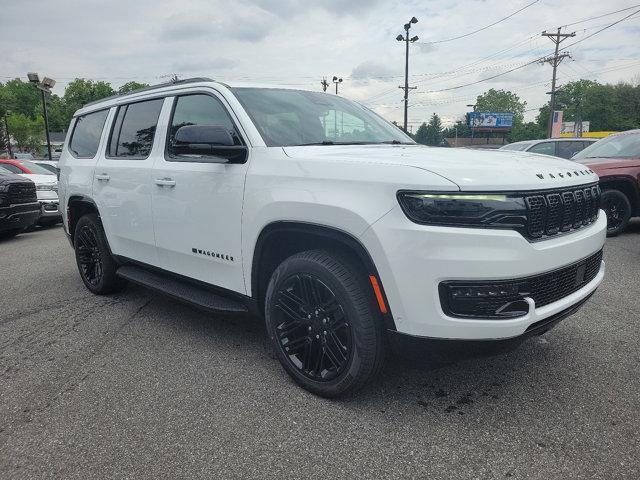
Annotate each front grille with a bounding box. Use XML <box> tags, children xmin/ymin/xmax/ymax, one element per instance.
<box><xmin>525</xmin><ymin>184</ymin><xmax>600</xmax><ymax>239</ymax></box>
<box><xmin>8</xmin><ymin>182</ymin><xmax>37</xmax><ymax>205</ymax></box>
<box><xmin>528</xmin><ymin>249</ymin><xmax>603</xmax><ymax>308</ymax></box>
<box><xmin>439</xmin><ymin>249</ymin><xmax>603</xmax><ymax>319</ymax></box>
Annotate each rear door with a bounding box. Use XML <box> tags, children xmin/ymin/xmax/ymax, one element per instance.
<box><xmin>151</xmin><ymin>90</ymin><xmax>249</xmax><ymax>293</ymax></box>
<box><xmin>61</xmin><ymin>109</ymin><xmax>110</xmax><ymax>232</ymax></box>
<box><xmin>93</xmin><ymin>97</ymin><xmax>166</xmax><ymax>265</ymax></box>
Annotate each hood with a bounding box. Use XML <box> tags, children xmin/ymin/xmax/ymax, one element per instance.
<box><xmin>0</xmin><ymin>171</ymin><xmax>32</xmax><ymax>185</ymax></box>
<box><xmin>17</xmin><ymin>173</ymin><xmax>58</xmax><ymax>186</ymax></box>
<box><xmin>282</xmin><ymin>144</ymin><xmax>599</xmax><ymax>191</ymax></box>
<box><xmin>577</xmin><ymin>157</ymin><xmax>640</xmax><ymax>171</ymax></box>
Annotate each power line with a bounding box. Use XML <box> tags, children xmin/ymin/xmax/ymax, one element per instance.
<box><xmin>563</xmin><ymin>8</ymin><xmax>640</xmax><ymax>50</ymax></box>
<box><xmin>417</xmin><ymin>0</ymin><xmax>540</xmax><ymax>44</ymax></box>
<box><xmin>562</xmin><ymin>4</ymin><xmax>640</xmax><ymax>27</ymax></box>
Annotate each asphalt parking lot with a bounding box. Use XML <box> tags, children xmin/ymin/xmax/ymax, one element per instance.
<box><xmin>1</xmin><ymin>224</ymin><xmax>639</xmax><ymax>479</ymax></box>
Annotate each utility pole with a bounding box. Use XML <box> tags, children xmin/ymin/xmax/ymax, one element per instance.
<box><xmin>396</xmin><ymin>16</ymin><xmax>419</xmax><ymax>134</ymax></box>
<box><xmin>332</xmin><ymin>76</ymin><xmax>343</xmax><ymax>94</ymax></box>
<box><xmin>541</xmin><ymin>28</ymin><xmax>575</xmax><ymax>138</ymax></box>
<box><xmin>320</xmin><ymin>77</ymin><xmax>329</xmax><ymax>92</ymax></box>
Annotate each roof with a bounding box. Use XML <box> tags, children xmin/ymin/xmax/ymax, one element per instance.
<box><xmin>83</xmin><ymin>77</ymin><xmax>216</xmax><ymax>108</ymax></box>
<box><xmin>75</xmin><ymin>77</ymin><xmax>319</xmax><ymax>117</ymax></box>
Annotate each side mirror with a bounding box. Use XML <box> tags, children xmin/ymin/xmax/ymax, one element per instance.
<box><xmin>171</xmin><ymin>125</ymin><xmax>247</xmax><ymax>163</ymax></box>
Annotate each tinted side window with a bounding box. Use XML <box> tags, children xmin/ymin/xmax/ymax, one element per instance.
<box><xmin>528</xmin><ymin>142</ymin><xmax>556</xmax><ymax>156</ymax></box>
<box><xmin>0</xmin><ymin>163</ymin><xmax>23</xmax><ymax>174</ymax></box>
<box><xmin>108</xmin><ymin>98</ymin><xmax>164</xmax><ymax>158</ymax></box>
<box><xmin>557</xmin><ymin>141</ymin><xmax>586</xmax><ymax>159</ymax></box>
<box><xmin>167</xmin><ymin>94</ymin><xmax>241</xmax><ymax>159</ymax></box>
<box><xmin>69</xmin><ymin>109</ymin><xmax>109</xmax><ymax>158</ymax></box>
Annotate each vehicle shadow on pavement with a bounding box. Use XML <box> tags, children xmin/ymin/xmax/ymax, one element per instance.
<box><xmin>128</xmin><ymin>284</ymin><xmax>570</xmax><ymax>414</ymax></box>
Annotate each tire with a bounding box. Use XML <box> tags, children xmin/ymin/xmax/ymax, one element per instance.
<box><xmin>0</xmin><ymin>228</ymin><xmax>22</xmax><ymax>240</ymax></box>
<box><xmin>601</xmin><ymin>189</ymin><xmax>631</xmax><ymax>237</ymax></box>
<box><xmin>265</xmin><ymin>250</ymin><xmax>385</xmax><ymax>397</ymax></box>
<box><xmin>73</xmin><ymin>213</ymin><xmax>127</xmax><ymax>294</ymax></box>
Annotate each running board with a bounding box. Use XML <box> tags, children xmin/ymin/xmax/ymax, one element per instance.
<box><xmin>116</xmin><ymin>265</ymin><xmax>248</xmax><ymax>314</ymax></box>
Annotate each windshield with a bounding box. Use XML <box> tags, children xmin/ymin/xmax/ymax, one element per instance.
<box><xmin>17</xmin><ymin>160</ymin><xmax>55</xmax><ymax>175</ymax></box>
<box><xmin>573</xmin><ymin>132</ymin><xmax>640</xmax><ymax>160</ymax></box>
<box><xmin>500</xmin><ymin>142</ymin><xmax>532</xmax><ymax>151</ymax></box>
<box><xmin>232</xmin><ymin>88</ymin><xmax>414</xmax><ymax>147</ymax></box>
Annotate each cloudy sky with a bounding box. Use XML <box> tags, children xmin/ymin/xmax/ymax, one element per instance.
<box><xmin>2</xmin><ymin>0</ymin><xmax>639</xmax><ymax>129</ymax></box>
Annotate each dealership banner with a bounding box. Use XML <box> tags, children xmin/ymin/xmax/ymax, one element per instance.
<box><xmin>467</xmin><ymin>112</ymin><xmax>514</xmax><ymax>131</ymax></box>
<box><xmin>561</xmin><ymin>121</ymin><xmax>590</xmax><ymax>135</ymax></box>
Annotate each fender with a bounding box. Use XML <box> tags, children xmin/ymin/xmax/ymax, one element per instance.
<box><xmin>251</xmin><ymin>221</ymin><xmax>396</xmax><ymax>330</ymax></box>
<box><xmin>599</xmin><ymin>175</ymin><xmax>640</xmax><ymax>215</ymax></box>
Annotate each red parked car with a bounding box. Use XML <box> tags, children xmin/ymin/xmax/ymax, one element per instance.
<box><xmin>573</xmin><ymin>130</ymin><xmax>640</xmax><ymax>236</ymax></box>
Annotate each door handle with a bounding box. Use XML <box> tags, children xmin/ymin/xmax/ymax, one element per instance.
<box><xmin>95</xmin><ymin>173</ymin><xmax>110</xmax><ymax>181</ymax></box>
<box><xmin>155</xmin><ymin>178</ymin><xmax>176</xmax><ymax>187</ymax></box>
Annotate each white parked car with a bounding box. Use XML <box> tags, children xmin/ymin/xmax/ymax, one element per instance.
<box><xmin>500</xmin><ymin>138</ymin><xmax>597</xmax><ymax>159</ymax></box>
<box><xmin>58</xmin><ymin>78</ymin><xmax>606</xmax><ymax>397</ymax></box>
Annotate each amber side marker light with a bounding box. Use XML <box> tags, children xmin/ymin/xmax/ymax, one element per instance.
<box><xmin>369</xmin><ymin>275</ymin><xmax>388</xmax><ymax>314</ymax></box>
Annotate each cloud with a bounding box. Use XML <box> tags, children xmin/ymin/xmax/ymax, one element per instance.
<box><xmin>251</xmin><ymin>0</ymin><xmax>383</xmax><ymax>18</ymax></box>
<box><xmin>351</xmin><ymin>61</ymin><xmax>397</xmax><ymax>82</ymax></box>
<box><xmin>160</xmin><ymin>9</ymin><xmax>276</xmax><ymax>43</ymax></box>
<box><xmin>171</xmin><ymin>57</ymin><xmax>236</xmax><ymax>73</ymax></box>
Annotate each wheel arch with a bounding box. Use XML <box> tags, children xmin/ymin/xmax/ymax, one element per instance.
<box><xmin>599</xmin><ymin>175</ymin><xmax>640</xmax><ymax>216</ymax></box>
<box><xmin>67</xmin><ymin>195</ymin><xmax>100</xmax><ymax>244</ymax></box>
<box><xmin>251</xmin><ymin>221</ymin><xmax>396</xmax><ymax>330</ymax></box>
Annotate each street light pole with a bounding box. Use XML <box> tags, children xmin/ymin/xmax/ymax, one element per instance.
<box><xmin>27</xmin><ymin>72</ymin><xmax>56</xmax><ymax>160</ymax></box>
<box><xmin>397</xmin><ymin>17</ymin><xmax>418</xmax><ymax>134</ymax></box>
<box><xmin>40</xmin><ymin>89</ymin><xmax>52</xmax><ymax>161</ymax></box>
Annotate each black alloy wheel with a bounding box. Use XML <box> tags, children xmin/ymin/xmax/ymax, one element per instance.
<box><xmin>76</xmin><ymin>224</ymin><xmax>103</xmax><ymax>287</ymax></box>
<box><xmin>601</xmin><ymin>189</ymin><xmax>631</xmax><ymax>237</ymax></box>
<box><xmin>265</xmin><ymin>250</ymin><xmax>385</xmax><ymax>397</ymax></box>
<box><xmin>273</xmin><ymin>274</ymin><xmax>353</xmax><ymax>382</ymax></box>
<box><xmin>73</xmin><ymin>213</ymin><xmax>127</xmax><ymax>294</ymax></box>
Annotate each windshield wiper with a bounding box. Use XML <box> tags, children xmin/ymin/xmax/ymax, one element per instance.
<box><xmin>292</xmin><ymin>140</ymin><xmax>412</xmax><ymax>146</ymax></box>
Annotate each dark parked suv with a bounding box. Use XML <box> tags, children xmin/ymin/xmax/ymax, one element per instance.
<box><xmin>0</xmin><ymin>170</ymin><xmax>40</xmax><ymax>239</ymax></box>
<box><xmin>573</xmin><ymin>130</ymin><xmax>640</xmax><ymax>236</ymax></box>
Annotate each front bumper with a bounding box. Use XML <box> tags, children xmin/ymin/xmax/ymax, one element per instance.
<box><xmin>38</xmin><ymin>200</ymin><xmax>62</xmax><ymax>219</ymax></box>
<box><xmin>362</xmin><ymin>206</ymin><xmax>607</xmax><ymax>340</ymax></box>
<box><xmin>0</xmin><ymin>202</ymin><xmax>41</xmax><ymax>232</ymax></box>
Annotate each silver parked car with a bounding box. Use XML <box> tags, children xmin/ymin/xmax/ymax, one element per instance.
<box><xmin>500</xmin><ymin>138</ymin><xmax>597</xmax><ymax>159</ymax></box>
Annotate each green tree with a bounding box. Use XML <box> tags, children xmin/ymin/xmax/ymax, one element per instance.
<box><xmin>118</xmin><ymin>81</ymin><xmax>150</xmax><ymax>95</ymax></box>
<box><xmin>0</xmin><ymin>79</ymin><xmax>41</xmax><ymax>117</ymax></box>
<box><xmin>414</xmin><ymin>122</ymin><xmax>428</xmax><ymax>145</ymax></box>
<box><xmin>535</xmin><ymin>79</ymin><xmax>640</xmax><ymax>133</ymax></box>
<box><xmin>475</xmin><ymin>88</ymin><xmax>526</xmax><ymax>124</ymax></box>
<box><xmin>442</xmin><ymin>119</ymin><xmax>471</xmax><ymax>139</ymax></box>
<box><xmin>62</xmin><ymin>79</ymin><xmax>115</xmax><ymax>122</ymax></box>
<box><xmin>425</xmin><ymin>113</ymin><xmax>443</xmax><ymax>146</ymax></box>
<box><xmin>509</xmin><ymin>121</ymin><xmax>544</xmax><ymax>142</ymax></box>
<box><xmin>7</xmin><ymin>113</ymin><xmax>44</xmax><ymax>151</ymax></box>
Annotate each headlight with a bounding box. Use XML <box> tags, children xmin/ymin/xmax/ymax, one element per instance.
<box><xmin>36</xmin><ymin>184</ymin><xmax>57</xmax><ymax>191</ymax></box>
<box><xmin>397</xmin><ymin>191</ymin><xmax>527</xmax><ymax>229</ymax></box>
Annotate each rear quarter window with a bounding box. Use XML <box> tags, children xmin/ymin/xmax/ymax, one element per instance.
<box><xmin>69</xmin><ymin>109</ymin><xmax>109</xmax><ymax>159</ymax></box>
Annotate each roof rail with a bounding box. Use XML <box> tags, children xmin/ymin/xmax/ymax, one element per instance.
<box><xmin>82</xmin><ymin>77</ymin><xmax>215</xmax><ymax>108</ymax></box>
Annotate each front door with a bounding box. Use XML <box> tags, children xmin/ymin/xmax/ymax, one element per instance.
<box><xmin>93</xmin><ymin>97</ymin><xmax>166</xmax><ymax>265</ymax></box>
<box><xmin>151</xmin><ymin>91</ymin><xmax>249</xmax><ymax>294</ymax></box>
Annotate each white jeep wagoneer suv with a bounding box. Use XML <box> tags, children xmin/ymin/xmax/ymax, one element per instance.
<box><xmin>58</xmin><ymin>78</ymin><xmax>606</xmax><ymax>397</ymax></box>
